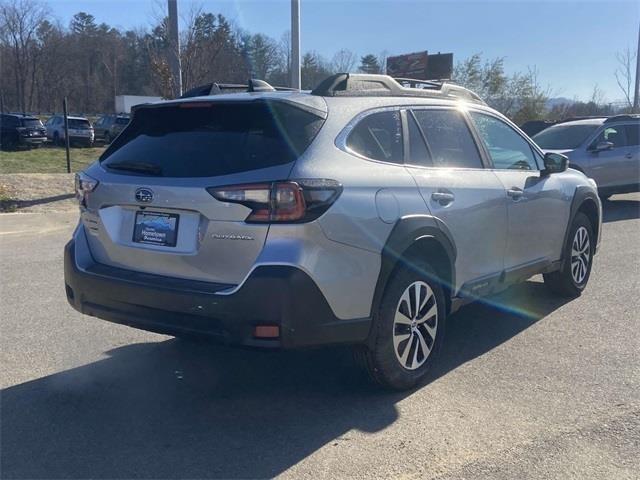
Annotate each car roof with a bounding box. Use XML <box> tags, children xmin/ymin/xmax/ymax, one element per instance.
<box><xmin>3</xmin><ymin>113</ymin><xmax>39</xmax><ymax>120</ymax></box>
<box><xmin>551</xmin><ymin>118</ymin><xmax>606</xmax><ymax>127</ymax></box>
<box><xmin>140</xmin><ymin>89</ymin><xmax>490</xmax><ymax>123</ymax></box>
<box><xmin>137</xmin><ymin>91</ymin><xmax>330</xmax><ymax>118</ymax></box>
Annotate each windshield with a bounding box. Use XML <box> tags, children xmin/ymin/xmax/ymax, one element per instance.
<box><xmin>115</xmin><ymin>117</ymin><xmax>129</xmax><ymax>125</ymax></box>
<box><xmin>533</xmin><ymin>124</ymin><xmax>599</xmax><ymax>150</ymax></box>
<box><xmin>100</xmin><ymin>100</ymin><xmax>325</xmax><ymax>177</ymax></box>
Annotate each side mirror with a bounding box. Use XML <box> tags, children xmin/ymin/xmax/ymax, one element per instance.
<box><xmin>542</xmin><ymin>152</ymin><xmax>568</xmax><ymax>176</ymax></box>
<box><xmin>591</xmin><ymin>141</ymin><xmax>614</xmax><ymax>152</ymax></box>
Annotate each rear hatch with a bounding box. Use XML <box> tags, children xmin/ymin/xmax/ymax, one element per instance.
<box><xmin>68</xmin><ymin>118</ymin><xmax>92</xmax><ymax>137</ymax></box>
<box><xmin>20</xmin><ymin>118</ymin><xmax>46</xmax><ymax>137</ymax></box>
<box><xmin>81</xmin><ymin>97</ymin><xmax>326</xmax><ymax>285</ymax></box>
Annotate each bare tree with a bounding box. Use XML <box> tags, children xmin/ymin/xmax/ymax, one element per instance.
<box><xmin>331</xmin><ymin>48</ymin><xmax>356</xmax><ymax>73</ymax></box>
<box><xmin>0</xmin><ymin>0</ymin><xmax>49</xmax><ymax>112</ymax></box>
<box><xmin>615</xmin><ymin>46</ymin><xmax>637</xmax><ymax>110</ymax></box>
<box><xmin>378</xmin><ymin>50</ymin><xmax>388</xmax><ymax>74</ymax></box>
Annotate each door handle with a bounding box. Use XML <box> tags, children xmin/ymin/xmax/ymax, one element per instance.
<box><xmin>507</xmin><ymin>187</ymin><xmax>524</xmax><ymax>200</ymax></box>
<box><xmin>431</xmin><ymin>191</ymin><xmax>455</xmax><ymax>205</ymax></box>
<box><xmin>625</xmin><ymin>152</ymin><xmax>633</xmax><ymax>159</ymax></box>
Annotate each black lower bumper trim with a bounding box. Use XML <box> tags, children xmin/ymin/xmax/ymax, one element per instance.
<box><xmin>64</xmin><ymin>240</ymin><xmax>371</xmax><ymax>348</ymax></box>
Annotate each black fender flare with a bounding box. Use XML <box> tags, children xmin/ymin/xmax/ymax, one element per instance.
<box><xmin>561</xmin><ymin>186</ymin><xmax>601</xmax><ymax>267</ymax></box>
<box><xmin>370</xmin><ymin>215</ymin><xmax>456</xmax><ymax>325</ymax></box>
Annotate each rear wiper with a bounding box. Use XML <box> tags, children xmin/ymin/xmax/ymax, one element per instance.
<box><xmin>105</xmin><ymin>162</ymin><xmax>163</xmax><ymax>175</ymax></box>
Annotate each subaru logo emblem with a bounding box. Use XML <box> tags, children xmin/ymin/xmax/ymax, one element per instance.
<box><xmin>135</xmin><ymin>188</ymin><xmax>153</xmax><ymax>203</ymax></box>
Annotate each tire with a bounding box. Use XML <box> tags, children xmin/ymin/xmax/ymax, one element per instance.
<box><xmin>53</xmin><ymin>132</ymin><xmax>60</xmax><ymax>146</ymax></box>
<box><xmin>543</xmin><ymin>212</ymin><xmax>594</xmax><ymax>297</ymax></box>
<box><xmin>355</xmin><ymin>262</ymin><xmax>447</xmax><ymax>390</ymax></box>
<box><xmin>104</xmin><ymin>132</ymin><xmax>111</xmax><ymax>144</ymax></box>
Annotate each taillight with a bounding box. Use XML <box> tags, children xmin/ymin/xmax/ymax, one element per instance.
<box><xmin>74</xmin><ymin>172</ymin><xmax>99</xmax><ymax>207</ymax></box>
<box><xmin>207</xmin><ymin>179</ymin><xmax>342</xmax><ymax>223</ymax></box>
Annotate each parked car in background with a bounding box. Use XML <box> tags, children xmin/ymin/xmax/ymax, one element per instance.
<box><xmin>45</xmin><ymin>115</ymin><xmax>94</xmax><ymax>147</ymax></box>
<box><xmin>520</xmin><ymin>119</ymin><xmax>557</xmax><ymax>137</ymax></box>
<box><xmin>533</xmin><ymin>115</ymin><xmax>640</xmax><ymax>199</ymax></box>
<box><xmin>94</xmin><ymin>114</ymin><xmax>130</xmax><ymax>144</ymax></box>
<box><xmin>65</xmin><ymin>74</ymin><xmax>602</xmax><ymax>390</ymax></box>
<box><xmin>0</xmin><ymin>113</ymin><xmax>47</xmax><ymax>150</ymax></box>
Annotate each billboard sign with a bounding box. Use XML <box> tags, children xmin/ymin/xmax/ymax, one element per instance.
<box><xmin>426</xmin><ymin>53</ymin><xmax>454</xmax><ymax>81</ymax></box>
<box><xmin>387</xmin><ymin>51</ymin><xmax>429</xmax><ymax>79</ymax></box>
<box><xmin>386</xmin><ymin>51</ymin><xmax>453</xmax><ymax>81</ymax></box>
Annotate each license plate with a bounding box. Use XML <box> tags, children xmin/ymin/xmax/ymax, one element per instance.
<box><xmin>133</xmin><ymin>211</ymin><xmax>179</xmax><ymax>247</ymax></box>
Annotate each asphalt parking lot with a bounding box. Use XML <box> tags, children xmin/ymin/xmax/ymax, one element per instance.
<box><xmin>1</xmin><ymin>194</ymin><xmax>639</xmax><ymax>479</ymax></box>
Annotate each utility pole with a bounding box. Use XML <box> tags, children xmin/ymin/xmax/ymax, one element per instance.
<box><xmin>633</xmin><ymin>22</ymin><xmax>639</xmax><ymax>112</ymax></box>
<box><xmin>167</xmin><ymin>0</ymin><xmax>182</xmax><ymax>97</ymax></box>
<box><xmin>62</xmin><ymin>98</ymin><xmax>71</xmax><ymax>174</ymax></box>
<box><xmin>291</xmin><ymin>0</ymin><xmax>301</xmax><ymax>89</ymax></box>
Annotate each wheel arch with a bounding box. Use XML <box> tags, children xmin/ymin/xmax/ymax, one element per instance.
<box><xmin>577</xmin><ymin>197</ymin><xmax>600</xmax><ymax>247</ymax></box>
<box><xmin>562</xmin><ymin>186</ymin><xmax>601</xmax><ymax>265</ymax></box>
<box><xmin>371</xmin><ymin>215</ymin><xmax>456</xmax><ymax>324</ymax></box>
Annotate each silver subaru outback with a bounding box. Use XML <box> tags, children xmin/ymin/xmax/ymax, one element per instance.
<box><xmin>64</xmin><ymin>74</ymin><xmax>602</xmax><ymax>390</ymax></box>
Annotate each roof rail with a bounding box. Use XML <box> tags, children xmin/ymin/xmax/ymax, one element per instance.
<box><xmin>179</xmin><ymin>79</ymin><xmax>296</xmax><ymax>98</ymax></box>
<box><xmin>603</xmin><ymin>114</ymin><xmax>640</xmax><ymax>123</ymax></box>
<box><xmin>310</xmin><ymin>73</ymin><xmax>485</xmax><ymax>105</ymax></box>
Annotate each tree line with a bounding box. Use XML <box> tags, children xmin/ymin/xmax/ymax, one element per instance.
<box><xmin>1</xmin><ymin>0</ymin><xmax>634</xmax><ymax>121</ymax></box>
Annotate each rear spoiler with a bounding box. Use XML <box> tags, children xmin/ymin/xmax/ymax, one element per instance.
<box><xmin>180</xmin><ymin>79</ymin><xmax>296</xmax><ymax>99</ymax></box>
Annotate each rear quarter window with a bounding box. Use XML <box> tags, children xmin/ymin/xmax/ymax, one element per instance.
<box><xmin>346</xmin><ymin>110</ymin><xmax>403</xmax><ymax>164</ymax></box>
<box><xmin>101</xmin><ymin>101</ymin><xmax>324</xmax><ymax>177</ymax></box>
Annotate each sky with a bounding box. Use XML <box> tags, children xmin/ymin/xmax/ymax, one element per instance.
<box><xmin>51</xmin><ymin>0</ymin><xmax>640</xmax><ymax>102</ymax></box>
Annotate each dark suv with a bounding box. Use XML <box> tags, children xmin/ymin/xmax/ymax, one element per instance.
<box><xmin>94</xmin><ymin>114</ymin><xmax>130</xmax><ymax>144</ymax></box>
<box><xmin>0</xmin><ymin>113</ymin><xmax>47</xmax><ymax>150</ymax></box>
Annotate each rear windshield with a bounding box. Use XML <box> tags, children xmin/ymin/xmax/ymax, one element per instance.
<box><xmin>21</xmin><ymin>118</ymin><xmax>44</xmax><ymax>128</ymax></box>
<box><xmin>100</xmin><ymin>101</ymin><xmax>325</xmax><ymax>177</ymax></box>
<box><xmin>533</xmin><ymin>124</ymin><xmax>599</xmax><ymax>150</ymax></box>
<box><xmin>69</xmin><ymin>119</ymin><xmax>91</xmax><ymax>129</ymax></box>
<box><xmin>115</xmin><ymin>117</ymin><xmax>129</xmax><ymax>125</ymax></box>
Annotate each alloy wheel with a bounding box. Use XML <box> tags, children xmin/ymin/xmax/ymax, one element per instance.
<box><xmin>571</xmin><ymin>226</ymin><xmax>590</xmax><ymax>284</ymax></box>
<box><xmin>392</xmin><ymin>281</ymin><xmax>438</xmax><ymax>370</ymax></box>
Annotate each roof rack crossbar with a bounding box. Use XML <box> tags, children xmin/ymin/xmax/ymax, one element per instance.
<box><xmin>310</xmin><ymin>73</ymin><xmax>485</xmax><ymax>105</ymax></box>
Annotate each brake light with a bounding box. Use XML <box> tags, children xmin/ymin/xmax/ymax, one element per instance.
<box><xmin>74</xmin><ymin>172</ymin><xmax>99</xmax><ymax>207</ymax></box>
<box><xmin>207</xmin><ymin>179</ymin><xmax>342</xmax><ymax>223</ymax></box>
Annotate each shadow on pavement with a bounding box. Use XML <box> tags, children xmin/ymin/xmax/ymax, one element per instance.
<box><xmin>1</xmin><ymin>281</ymin><xmax>568</xmax><ymax>479</ymax></box>
<box><xmin>0</xmin><ymin>193</ymin><xmax>75</xmax><ymax>213</ymax></box>
<box><xmin>602</xmin><ymin>197</ymin><xmax>640</xmax><ymax>223</ymax></box>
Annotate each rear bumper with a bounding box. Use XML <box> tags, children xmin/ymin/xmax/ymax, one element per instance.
<box><xmin>64</xmin><ymin>240</ymin><xmax>371</xmax><ymax>348</ymax></box>
<box><xmin>19</xmin><ymin>136</ymin><xmax>47</xmax><ymax>145</ymax></box>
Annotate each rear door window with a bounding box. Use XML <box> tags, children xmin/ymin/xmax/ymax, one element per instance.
<box><xmin>412</xmin><ymin>109</ymin><xmax>483</xmax><ymax>168</ymax></box>
<box><xmin>407</xmin><ymin>112</ymin><xmax>431</xmax><ymax>166</ymax></box>
<box><xmin>101</xmin><ymin>100</ymin><xmax>325</xmax><ymax>177</ymax></box>
<box><xmin>623</xmin><ymin>124</ymin><xmax>639</xmax><ymax>146</ymax></box>
<box><xmin>346</xmin><ymin>110</ymin><xmax>403</xmax><ymax>163</ymax></box>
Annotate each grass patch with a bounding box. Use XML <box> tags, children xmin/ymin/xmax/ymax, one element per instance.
<box><xmin>0</xmin><ymin>146</ymin><xmax>105</xmax><ymax>174</ymax></box>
